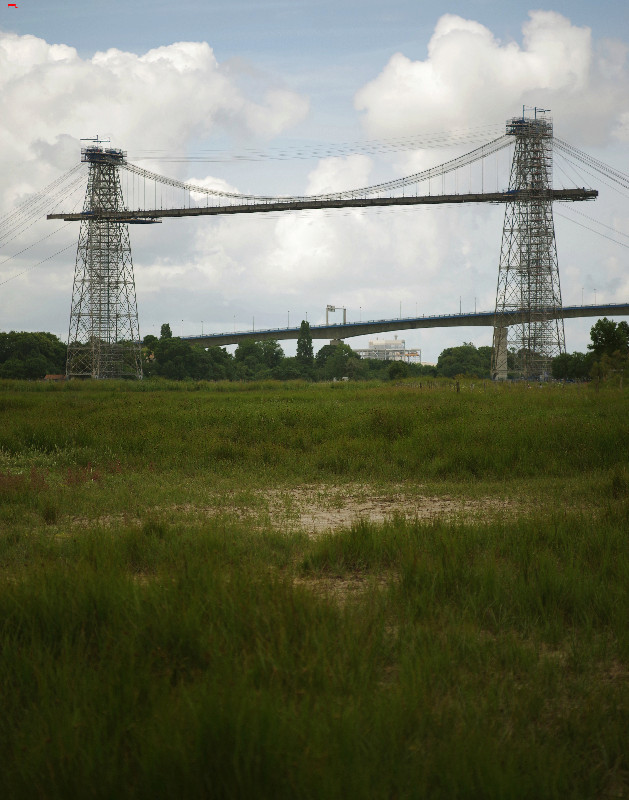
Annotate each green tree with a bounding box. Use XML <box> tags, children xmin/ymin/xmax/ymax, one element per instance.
<box><xmin>344</xmin><ymin>356</ymin><xmax>369</xmax><ymax>380</ymax></box>
<box><xmin>388</xmin><ymin>360</ymin><xmax>409</xmax><ymax>380</ymax></box>
<box><xmin>0</xmin><ymin>357</ymin><xmax>26</xmax><ymax>379</ymax></box>
<box><xmin>590</xmin><ymin>350</ymin><xmax>629</xmax><ymax>387</ymax></box>
<box><xmin>585</xmin><ymin>319</ymin><xmax>629</xmax><ymax>386</ymax></box>
<box><xmin>436</xmin><ymin>343</ymin><xmax>491</xmax><ymax>378</ymax></box>
<box><xmin>234</xmin><ymin>340</ymin><xmax>265</xmax><ymax>379</ymax></box>
<box><xmin>588</xmin><ymin>318</ymin><xmax>629</xmax><ymax>359</ymax></box>
<box><xmin>153</xmin><ymin>337</ymin><xmax>193</xmax><ymax>379</ymax></box>
<box><xmin>160</xmin><ymin>323</ymin><xmax>173</xmax><ymax>340</ymax></box>
<box><xmin>296</xmin><ymin>321</ymin><xmax>314</xmax><ymax>368</ymax></box>
<box><xmin>315</xmin><ymin>344</ymin><xmax>338</xmax><ymax>369</ymax></box>
<box><xmin>234</xmin><ymin>340</ymin><xmax>262</xmax><ymax>362</ymax></box>
<box><xmin>270</xmin><ymin>356</ymin><xmax>303</xmax><ymax>380</ymax></box>
<box><xmin>152</xmin><ymin>337</ymin><xmax>233</xmax><ymax>380</ymax></box>
<box><xmin>203</xmin><ymin>346</ymin><xmax>233</xmax><ymax>381</ymax></box>
<box><xmin>260</xmin><ymin>339</ymin><xmax>284</xmax><ymax>369</ymax></box>
<box><xmin>552</xmin><ymin>351</ymin><xmax>594</xmax><ymax>381</ymax></box>
<box><xmin>141</xmin><ymin>334</ymin><xmax>159</xmax><ymax>376</ymax></box>
<box><xmin>0</xmin><ymin>331</ymin><xmax>66</xmax><ymax>378</ymax></box>
<box><xmin>232</xmin><ymin>339</ymin><xmax>285</xmax><ymax>379</ymax></box>
<box><xmin>358</xmin><ymin>358</ymin><xmax>390</xmax><ymax>380</ymax></box>
<box><xmin>143</xmin><ymin>334</ymin><xmax>158</xmax><ymax>351</ymax></box>
<box><xmin>316</xmin><ymin>342</ymin><xmax>361</xmax><ymax>380</ymax></box>
<box><xmin>552</xmin><ymin>352</ymin><xmax>573</xmax><ymax>380</ymax></box>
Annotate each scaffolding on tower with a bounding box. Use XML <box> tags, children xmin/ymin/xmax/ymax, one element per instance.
<box><xmin>492</xmin><ymin>110</ymin><xmax>565</xmax><ymax>380</ymax></box>
<box><xmin>66</xmin><ymin>141</ymin><xmax>142</xmax><ymax>379</ymax></box>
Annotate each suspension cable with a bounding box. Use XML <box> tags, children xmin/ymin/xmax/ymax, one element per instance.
<box><xmin>127</xmin><ymin>123</ymin><xmax>506</xmax><ymax>164</ymax></box>
<box><xmin>120</xmin><ymin>134</ymin><xmax>513</xmax><ymax>205</ymax></box>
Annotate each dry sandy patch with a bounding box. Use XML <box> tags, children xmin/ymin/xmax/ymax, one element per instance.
<box><xmin>258</xmin><ymin>484</ymin><xmax>514</xmax><ymax>535</ymax></box>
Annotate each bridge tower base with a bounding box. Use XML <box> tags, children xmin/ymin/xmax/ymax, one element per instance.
<box><xmin>491</xmin><ymin>111</ymin><xmax>565</xmax><ymax>380</ymax></box>
<box><xmin>66</xmin><ymin>143</ymin><xmax>142</xmax><ymax>379</ymax></box>
<box><xmin>492</xmin><ymin>326</ymin><xmax>509</xmax><ymax>380</ymax></box>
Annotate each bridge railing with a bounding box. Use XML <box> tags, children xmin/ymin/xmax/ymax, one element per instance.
<box><xmin>183</xmin><ymin>303</ymin><xmax>628</xmax><ymax>341</ymax></box>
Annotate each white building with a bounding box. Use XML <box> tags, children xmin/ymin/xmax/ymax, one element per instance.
<box><xmin>354</xmin><ymin>336</ymin><xmax>421</xmax><ymax>362</ymax></box>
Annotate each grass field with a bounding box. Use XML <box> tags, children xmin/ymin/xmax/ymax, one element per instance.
<box><xmin>0</xmin><ymin>378</ymin><xmax>628</xmax><ymax>798</ymax></box>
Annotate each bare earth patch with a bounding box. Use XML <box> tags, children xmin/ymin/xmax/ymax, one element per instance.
<box><xmin>259</xmin><ymin>484</ymin><xmax>515</xmax><ymax>535</ymax></box>
<box><xmin>293</xmin><ymin>573</ymin><xmax>388</xmax><ymax>601</ymax></box>
<box><xmin>66</xmin><ymin>484</ymin><xmax>518</xmax><ymax>533</ymax></box>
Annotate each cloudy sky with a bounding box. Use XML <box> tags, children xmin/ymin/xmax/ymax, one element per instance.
<box><xmin>1</xmin><ymin>0</ymin><xmax>629</xmax><ymax>360</ymax></box>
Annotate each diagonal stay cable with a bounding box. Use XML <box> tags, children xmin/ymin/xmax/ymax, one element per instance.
<box><xmin>554</xmin><ymin>139</ymin><xmax>629</xmax><ymax>190</ymax></box>
<box><xmin>0</xmin><ymin>221</ymin><xmax>75</xmax><ymax>270</ymax></box>
<box><xmin>560</xmin><ymin>206</ymin><xmax>629</xmax><ymax>240</ymax></box>
<box><xmin>0</xmin><ymin>172</ymin><xmax>87</xmax><ymax>249</ymax></box>
<box><xmin>0</xmin><ymin>164</ymin><xmax>84</xmax><ymax>230</ymax></box>
<box><xmin>554</xmin><ymin>149</ymin><xmax>629</xmax><ymax>200</ymax></box>
<box><xmin>554</xmin><ymin>153</ymin><xmax>594</xmax><ymax>191</ymax></box>
<box><xmin>555</xmin><ymin>210</ymin><xmax>629</xmax><ymax>250</ymax></box>
<box><xmin>0</xmin><ymin>240</ymin><xmax>77</xmax><ymax>287</ymax></box>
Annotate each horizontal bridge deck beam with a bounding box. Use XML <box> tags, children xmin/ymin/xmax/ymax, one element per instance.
<box><xmin>48</xmin><ymin>188</ymin><xmax>597</xmax><ymax>222</ymax></box>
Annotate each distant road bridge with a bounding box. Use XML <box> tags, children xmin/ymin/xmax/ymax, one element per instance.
<box><xmin>182</xmin><ymin>303</ymin><xmax>629</xmax><ymax>348</ymax></box>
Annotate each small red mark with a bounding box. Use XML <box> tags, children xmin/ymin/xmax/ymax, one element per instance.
<box><xmin>8</xmin><ymin>3</ymin><xmax>18</xmax><ymax>6</ymax></box>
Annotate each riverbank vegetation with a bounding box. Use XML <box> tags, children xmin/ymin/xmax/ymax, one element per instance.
<box><xmin>1</xmin><ymin>317</ymin><xmax>627</xmax><ymax>382</ymax></box>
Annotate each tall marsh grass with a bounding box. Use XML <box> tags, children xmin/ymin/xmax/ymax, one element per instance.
<box><xmin>1</xmin><ymin>379</ymin><xmax>627</xmax><ymax>482</ymax></box>
<box><xmin>0</xmin><ymin>512</ymin><xmax>627</xmax><ymax>798</ymax></box>
<box><xmin>0</xmin><ymin>379</ymin><xmax>627</xmax><ymax>796</ymax></box>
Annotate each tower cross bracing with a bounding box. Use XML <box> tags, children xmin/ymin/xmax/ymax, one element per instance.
<box><xmin>66</xmin><ymin>146</ymin><xmax>142</xmax><ymax>379</ymax></box>
<box><xmin>492</xmin><ymin>112</ymin><xmax>565</xmax><ymax>380</ymax></box>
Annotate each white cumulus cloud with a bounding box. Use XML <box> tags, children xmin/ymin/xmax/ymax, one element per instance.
<box><xmin>355</xmin><ymin>11</ymin><xmax>628</xmax><ymax>145</ymax></box>
<box><xmin>306</xmin><ymin>154</ymin><xmax>373</xmax><ymax>195</ymax></box>
<box><xmin>0</xmin><ymin>32</ymin><xmax>309</xmax><ymax>206</ymax></box>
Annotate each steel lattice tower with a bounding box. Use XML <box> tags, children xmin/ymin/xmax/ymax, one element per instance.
<box><xmin>67</xmin><ymin>145</ymin><xmax>142</xmax><ymax>379</ymax></box>
<box><xmin>491</xmin><ymin>111</ymin><xmax>565</xmax><ymax>380</ymax></box>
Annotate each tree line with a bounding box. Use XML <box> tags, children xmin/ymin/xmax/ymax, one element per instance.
<box><xmin>142</xmin><ymin>323</ymin><xmax>436</xmax><ymax>382</ymax></box>
<box><xmin>0</xmin><ymin>318</ymin><xmax>627</xmax><ymax>383</ymax></box>
<box><xmin>0</xmin><ymin>332</ymin><xmax>66</xmax><ymax>379</ymax></box>
<box><xmin>551</xmin><ymin>318</ymin><xmax>629</xmax><ymax>383</ymax></box>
